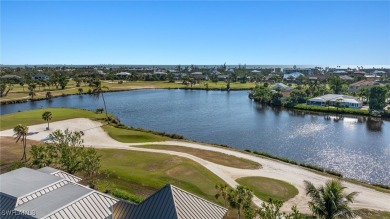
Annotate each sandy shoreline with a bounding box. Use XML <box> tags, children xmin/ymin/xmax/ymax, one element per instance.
<box><xmin>1</xmin><ymin>118</ymin><xmax>389</xmax><ymax>213</ymax></box>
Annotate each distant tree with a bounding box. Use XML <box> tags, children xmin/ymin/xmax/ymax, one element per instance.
<box><xmin>369</xmin><ymin>86</ymin><xmax>388</xmax><ymax>111</ymax></box>
<box><xmin>0</xmin><ymin>83</ymin><xmax>13</xmax><ymax>97</ymax></box>
<box><xmin>59</xmin><ymin>77</ymin><xmax>69</xmax><ymax>90</ymax></box>
<box><xmin>271</xmin><ymin>92</ymin><xmax>283</xmax><ymax>106</ymax></box>
<box><xmin>28</xmin><ymin>84</ymin><xmax>37</xmax><ymax>100</ymax></box>
<box><xmin>13</xmin><ymin>124</ymin><xmax>29</xmax><ymax>162</ymax></box>
<box><xmin>19</xmin><ymin>81</ymin><xmax>25</xmax><ymax>91</ymax></box>
<box><xmin>304</xmin><ymin>180</ymin><xmax>358</xmax><ymax>219</ymax></box>
<box><xmin>78</xmin><ymin>87</ymin><xmax>84</xmax><ymax>95</ymax></box>
<box><xmin>42</xmin><ymin>111</ymin><xmax>52</xmax><ymax>130</ymax></box>
<box><xmin>90</xmin><ymin>79</ymin><xmax>109</xmax><ymax>120</ymax></box>
<box><xmin>329</xmin><ymin>76</ymin><xmax>344</xmax><ymax>94</ymax></box>
<box><xmin>46</xmin><ymin>91</ymin><xmax>53</xmax><ymax>100</ymax></box>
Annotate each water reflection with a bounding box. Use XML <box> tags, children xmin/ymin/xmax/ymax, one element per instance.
<box><xmin>366</xmin><ymin>118</ymin><xmax>383</xmax><ymax>132</ymax></box>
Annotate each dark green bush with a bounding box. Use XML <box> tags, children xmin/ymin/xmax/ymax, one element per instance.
<box><xmin>111</xmin><ymin>189</ymin><xmax>144</xmax><ymax>203</ymax></box>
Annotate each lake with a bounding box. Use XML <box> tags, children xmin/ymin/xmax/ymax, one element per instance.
<box><xmin>1</xmin><ymin>89</ymin><xmax>390</xmax><ymax>186</ymax></box>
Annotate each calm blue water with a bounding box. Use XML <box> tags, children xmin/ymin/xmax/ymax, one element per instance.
<box><xmin>1</xmin><ymin>89</ymin><xmax>390</xmax><ymax>186</ymax></box>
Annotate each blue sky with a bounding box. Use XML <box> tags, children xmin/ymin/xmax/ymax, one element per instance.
<box><xmin>1</xmin><ymin>1</ymin><xmax>389</xmax><ymax>65</ymax></box>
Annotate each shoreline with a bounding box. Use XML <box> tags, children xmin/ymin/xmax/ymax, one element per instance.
<box><xmin>1</xmin><ymin>117</ymin><xmax>390</xmax><ymax>213</ymax></box>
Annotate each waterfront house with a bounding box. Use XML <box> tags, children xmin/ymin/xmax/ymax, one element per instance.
<box><xmin>307</xmin><ymin>94</ymin><xmax>362</xmax><ymax>109</ymax></box>
<box><xmin>283</xmin><ymin>68</ymin><xmax>312</xmax><ymax>75</ymax></box>
<box><xmin>0</xmin><ymin>167</ymin><xmax>227</xmax><ymax>219</ymax></box>
<box><xmin>251</xmin><ymin>70</ymin><xmax>261</xmax><ymax>74</ymax></box>
<box><xmin>332</xmin><ymin>70</ymin><xmax>348</xmax><ymax>75</ymax></box>
<box><xmin>217</xmin><ymin>75</ymin><xmax>229</xmax><ymax>81</ymax></box>
<box><xmin>340</xmin><ymin>75</ymin><xmax>354</xmax><ymax>81</ymax></box>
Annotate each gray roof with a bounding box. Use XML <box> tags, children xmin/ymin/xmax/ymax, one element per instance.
<box><xmin>113</xmin><ymin>184</ymin><xmax>227</xmax><ymax>219</ymax></box>
<box><xmin>1</xmin><ymin>168</ymin><xmax>118</xmax><ymax>219</ymax></box>
<box><xmin>38</xmin><ymin>167</ymin><xmax>82</xmax><ymax>183</ymax></box>
<box><xmin>15</xmin><ymin>183</ymin><xmax>92</xmax><ymax>218</ymax></box>
<box><xmin>0</xmin><ymin>168</ymin><xmax>63</xmax><ymax>198</ymax></box>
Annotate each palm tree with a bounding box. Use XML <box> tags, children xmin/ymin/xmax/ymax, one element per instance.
<box><xmin>42</xmin><ymin>111</ymin><xmax>52</xmax><ymax>130</ymax></box>
<box><xmin>228</xmin><ymin>186</ymin><xmax>253</xmax><ymax>219</ymax></box>
<box><xmin>215</xmin><ymin>183</ymin><xmax>229</xmax><ymax>208</ymax></box>
<box><xmin>304</xmin><ymin>180</ymin><xmax>358</xmax><ymax>219</ymax></box>
<box><xmin>13</xmin><ymin>124</ymin><xmax>29</xmax><ymax>162</ymax></box>
<box><xmin>91</xmin><ymin>79</ymin><xmax>109</xmax><ymax>120</ymax></box>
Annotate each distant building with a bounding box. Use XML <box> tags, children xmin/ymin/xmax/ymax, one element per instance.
<box><xmin>116</xmin><ymin>72</ymin><xmax>131</xmax><ymax>78</ymax></box>
<box><xmin>333</xmin><ymin>70</ymin><xmax>348</xmax><ymax>75</ymax></box>
<box><xmin>307</xmin><ymin>94</ymin><xmax>362</xmax><ymax>109</ymax></box>
<box><xmin>154</xmin><ymin>71</ymin><xmax>167</xmax><ymax>77</ymax></box>
<box><xmin>283</xmin><ymin>68</ymin><xmax>312</xmax><ymax>75</ymax></box>
<box><xmin>339</xmin><ymin>75</ymin><xmax>353</xmax><ymax>81</ymax></box>
<box><xmin>0</xmin><ymin>167</ymin><xmax>227</xmax><ymax>219</ymax></box>
<box><xmin>348</xmin><ymin>79</ymin><xmax>378</xmax><ymax>92</ymax></box>
<box><xmin>270</xmin><ymin>83</ymin><xmax>293</xmax><ymax>91</ymax></box>
<box><xmin>251</xmin><ymin>70</ymin><xmax>261</xmax><ymax>74</ymax></box>
<box><xmin>217</xmin><ymin>75</ymin><xmax>229</xmax><ymax>81</ymax></box>
<box><xmin>32</xmin><ymin>73</ymin><xmax>49</xmax><ymax>80</ymax></box>
<box><xmin>191</xmin><ymin>72</ymin><xmax>207</xmax><ymax>80</ymax></box>
<box><xmin>1</xmin><ymin>75</ymin><xmax>21</xmax><ymax>80</ymax></box>
<box><xmin>283</xmin><ymin>72</ymin><xmax>304</xmax><ymax>80</ymax></box>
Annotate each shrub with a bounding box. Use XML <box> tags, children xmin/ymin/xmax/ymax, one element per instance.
<box><xmin>111</xmin><ymin>189</ymin><xmax>143</xmax><ymax>203</ymax></box>
<box><xmin>118</xmin><ymin>81</ymin><xmax>123</xmax><ymax>84</ymax></box>
<box><xmin>293</xmin><ymin>104</ymin><xmax>369</xmax><ymax>116</ymax></box>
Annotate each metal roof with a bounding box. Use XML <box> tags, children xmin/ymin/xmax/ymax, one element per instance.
<box><xmin>37</xmin><ymin>167</ymin><xmax>82</xmax><ymax>183</ymax></box>
<box><xmin>15</xmin><ymin>183</ymin><xmax>92</xmax><ymax>218</ymax></box>
<box><xmin>0</xmin><ymin>168</ymin><xmax>63</xmax><ymax>198</ymax></box>
<box><xmin>113</xmin><ymin>184</ymin><xmax>227</xmax><ymax>219</ymax></box>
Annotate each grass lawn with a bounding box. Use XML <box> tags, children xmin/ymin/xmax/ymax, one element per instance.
<box><xmin>136</xmin><ymin>144</ymin><xmax>261</xmax><ymax>169</ymax></box>
<box><xmin>101</xmin><ymin>125</ymin><xmax>169</xmax><ymax>143</ymax></box>
<box><xmin>1</xmin><ymin>80</ymin><xmax>257</xmax><ymax>103</ymax></box>
<box><xmin>96</xmin><ymin>148</ymin><xmax>227</xmax><ymax>206</ymax></box>
<box><xmin>0</xmin><ymin>137</ymin><xmax>40</xmax><ymax>173</ymax></box>
<box><xmin>354</xmin><ymin>209</ymin><xmax>390</xmax><ymax>219</ymax></box>
<box><xmin>236</xmin><ymin>176</ymin><xmax>298</xmax><ymax>202</ymax></box>
<box><xmin>0</xmin><ymin>108</ymin><xmax>106</xmax><ymax>130</ymax></box>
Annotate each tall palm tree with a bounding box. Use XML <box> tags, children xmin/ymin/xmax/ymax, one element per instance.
<box><xmin>91</xmin><ymin>79</ymin><xmax>109</xmax><ymax>120</ymax></box>
<box><xmin>215</xmin><ymin>183</ymin><xmax>229</xmax><ymax>208</ymax></box>
<box><xmin>13</xmin><ymin>124</ymin><xmax>29</xmax><ymax>162</ymax></box>
<box><xmin>304</xmin><ymin>180</ymin><xmax>358</xmax><ymax>219</ymax></box>
<box><xmin>42</xmin><ymin>111</ymin><xmax>52</xmax><ymax>130</ymax></box>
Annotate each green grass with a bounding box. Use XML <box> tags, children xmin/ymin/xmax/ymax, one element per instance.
<box><xmin>96</xmin><ymin>148</ymin><xmax>227</xmax><ymax>206</ymax></box>
<box><xmin>0</xmin><ymin>108</ymin><xmax>106</xmax><ymax>130</ymax></box>
<box><xmin>101</xmin><ymin>125</ymin><xmax>168</xmax><ymax>143</ymax></box>
<box><xmin>354</xmin><ymin>209</ymin><xmax>390</xmax><ymax>219</ymax></box>
<box><xmin>136</xmin><ymin>144</ymin><xmax>261</xmax><ymax>169</ymax></box>
<box><xmin>294</xmin><ymin>104</ymin><xmax>369</xmax><ymax>116</ymax></box>
<box><xmin>236</xmin><ymin>176</ymin><xmax>298</xmax><ymax>202</ymax></box>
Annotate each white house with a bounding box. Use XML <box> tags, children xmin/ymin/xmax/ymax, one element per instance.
<box><xmin>270</xmin><ymin>83</ymin><xmax>293</xmax><ymax>91</ymax></box>
<box><xmin>115</xmin><ymin>72</ymin><xmax>131</xmax><ymax>78</ymax></box>
<box><xmin>307</xmin><ymin>94</ymin><xmax>362</xmax><ymax>109</ymax></box>
<box><xmin>32</xmin><ymin>73</ymin><xmax>49</xmax><ymax>80</ymax></box>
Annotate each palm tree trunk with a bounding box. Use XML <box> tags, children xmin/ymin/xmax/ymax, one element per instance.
<box><xmin>47</xmin><ymin>121</ymin><xmax>50</xmax><ymax>129</ymax></box>
<box><xmin>22</xmin><ymin>135</ymin><xmax>27</xmax><ymax>161</ymax></box>
<box><xmin>101</xmin><ymin>92</ymin><xmax>108</xmax><ymax>120</ymax></box>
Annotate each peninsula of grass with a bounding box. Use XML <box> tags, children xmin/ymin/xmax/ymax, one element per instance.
<box><xmin>354</xmin><ymin>209</ymin><xmax>390</xmax><ymax>219</ymax></box>
<box><xmin>236</xmin><ymin>176</ymin><xmax>298</xmax><ymax>202</ymax></box>
<box><xmin>136</xmin><ymin>144</ymin><xmax>261</xmax><ymax>169</ymax></box>
<box><xmin>102</xmin><ymin>125</ymin><xmax>169</xmax><ymax>143</ymax></box>
<box><xmin>0</xmin><ymin>108</ymin><xmax>106</xmax><ymax>130</ymax></box>
<box><xmin>96</xmin><ymin>148</ymin><xmax>227</xmax><ymax>206</ymax></box>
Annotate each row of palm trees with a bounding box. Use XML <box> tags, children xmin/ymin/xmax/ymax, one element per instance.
<box><xmin>215</xmin><ymin>180</ymin><xmax>358</xmax><ymax>219</ymax></box>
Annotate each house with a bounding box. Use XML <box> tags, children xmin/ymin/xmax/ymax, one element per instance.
<box><xmin>154</xmin><ymin>71</ymin><xmax>167</xmax><ymax>77</ymax></box>
<box><xmin>191</xmin><ymin>72</ymin><xmax>207</xmax><ymax>80</ymax></box>
<box><xmin>32</xmin><ymin>73</ymin><xmax>49</xmax><ymax>80</ymax></box>
<box><xmin>0</xmin><ymin>167</ymin><xmax>227</xmax><ymax>219</ymax></box>
<box><xmin>332</xmin><ymin>70</ymin><xmax>348</xmax><ymax>75</ymax></box>
<box><xmin>348</xmin><ymin>79</ymin><xmax>378</xmax><ymax>92</ymax></box>
<box><xmin>226</xmin><ymin>68</ymin><xmax>235</xmax><ymax>73</ymax></box>
<box><xmin>307</xmin><ymin>94</ymin><xmax>362</xmax><ymax>109</ymax></box>
<box><xmin>339</xmin><ymin>75</ymin><xmax>353</xmax><ymax>81</ymax></box>
<box><xmin>116</xmin><ymin>72</ymin><xmax>131</xmax><ymax>78</ymax></box>
<box><xmin>283</xmin><ymin>68</ymin><xmax>312</xmax><ymax>75</ymax></box>
<box><xmin>283</xmin><ymin>72</ymin><xmax>304</xmax><ymax>80</ymax></box>
<box><xmin>217</xmin><ymin>75</ymin><xmax>229</xmax><ymax>81</ymax></box>
<box><xmin>0</xmin><ymin>75</ymin><xmax>22</xmax><ymax>80</ymax></box>
<box><xmin>113</xmin><ymin>184</ymin><xmax>227</xmax><ymax>219</ymax></box>
<box><xmin>270</xmin><ymin>83</ymin><xmax>293</xmax><ymax>91</ymax></box>
<box><xmin>251</xmin><ymin>70</ymin><xmax>261</xmax><ymax>74</ymax></box>
<box><xmin>0</xmin><ymin>167</ymin><xmax>117</xmax><ymax>219</ymax></box>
